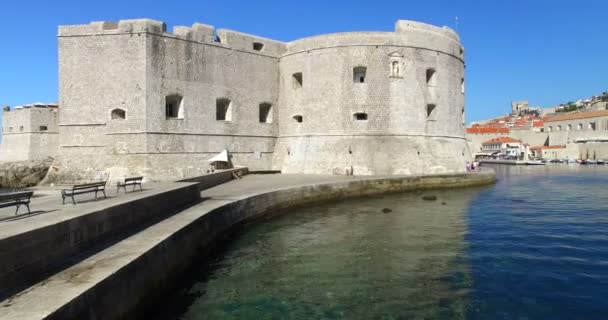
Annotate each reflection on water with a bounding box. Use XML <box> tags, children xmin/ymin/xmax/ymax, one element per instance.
<box><xmin>152</xmin><ymin>189</ymin><xmax>478</xmax><ymax>319</ymax></box>
<box><xmin>151</xmin><ymin>165</ymin><xmax>608</xmax><ymax>319</ymax></box>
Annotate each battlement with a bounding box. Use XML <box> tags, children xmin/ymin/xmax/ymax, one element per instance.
<box><xmin>58</xmin><ymin>19</ymin><xmax>286</xmax><ymax>56</ymax></box>
<box><xmin>394</xmin><ymin>20</ymin><xmax>460</xmax><ymax>42</ymax></box>
<box><xmin>4</xmin><ymin>103</ymin><xmax>58</xmax><ymax>112</ymax></box>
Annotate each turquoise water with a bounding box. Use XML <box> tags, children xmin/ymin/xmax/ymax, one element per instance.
<box><xmin>152</xmin><ymin>165</ymin><xmax>608</xmax><ymax>319</ymax></box>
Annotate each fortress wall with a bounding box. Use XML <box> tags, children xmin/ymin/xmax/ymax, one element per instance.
<box><xmin>140</xmin><ymin>27</ymin><xmax>283</xmax><ymax>179</ymax></box>
<box><xmin>58</xmin><ymin>21</ymin><xmax>149</xmax><ymax>182</ymax></box>
<box><xmin>56</xmin><ymin>19</ymin><xmax>285</xmax><ymax>181</ymax></box>
<box><xmin>49</xmin><ymin>19</ymin><xmax>471</xmax><ymax>180</ymax></box>
<box><xmin>274</xmin><ymin>26</ymin><xmax>467</xmax><ymax>175</ymax></box>
<box><xmin>285</xmin><ymin>20</ymin><xmax>462</xmax><ymax>60</ymax></box>
<box><xmin>0</xmin><ymin>108</ymin><xmax>59</xmax><ymax>162</ymax></box>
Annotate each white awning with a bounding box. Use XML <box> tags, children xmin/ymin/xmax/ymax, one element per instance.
<box><xmin>208</xmin><ymin>149</ymin><xmax>229</xmax><ymax>162</ymax></box>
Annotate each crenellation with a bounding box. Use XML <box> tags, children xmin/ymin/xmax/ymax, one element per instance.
<box><xmin>118</xmin><ymin>19</ymin><xmax>166</xmax><ymax>34</ymax></box>
<box><xmin>2</xmin><ymin>18</ymin><xmax>469</xmax><ymax>180</ymax></box>
<box><xmin>216</xmin><ymin>29</ymin><xmax>287</xmax><ymax>56</ymax></box>
<box><xmin>90</xmin><ymin>21</ymin><xmax>118</xmax><ymax>30</ymax></box>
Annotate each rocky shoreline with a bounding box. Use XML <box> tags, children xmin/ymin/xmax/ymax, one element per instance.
<box><xmin>0</xmin><ymin>158</ymin><xmax>53</xmax><ymax>189</ymax></box>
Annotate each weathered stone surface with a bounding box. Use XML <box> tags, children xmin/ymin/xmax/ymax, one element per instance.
<box><xmin>0</xmin><ymin>158</ymin><xmax>53</xmax><ymax>188</ymax></box>
<box><xmin>0</xmin><ymin>18</ymin><xmax>468</xmax><ymax>183</ymax></box>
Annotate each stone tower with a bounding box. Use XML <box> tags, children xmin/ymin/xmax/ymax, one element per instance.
<box><xmin>49</xmin><ymin>19</ymin><xmax>468</xmax><ymax>182</ymax></box>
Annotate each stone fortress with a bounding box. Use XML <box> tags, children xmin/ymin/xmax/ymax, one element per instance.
<box><xmin>1</xmin><ymin>19</ymin><xmax>468</xmax><ymax>182</ymax></box>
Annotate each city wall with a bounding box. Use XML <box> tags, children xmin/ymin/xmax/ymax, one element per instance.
<box><xmin>274</xmin><ymin>21</ymin><xmax>469</xmax><ymax>175</ymax></box>
<box><xmin>57</xmin><ymin>20</ymin><xmax>283</xmax><ymax>182</ymax></box>
<box><xmin>0</xmin><ymin>107</ymin><xmax>59</xmax><ymax>162</ymax></box>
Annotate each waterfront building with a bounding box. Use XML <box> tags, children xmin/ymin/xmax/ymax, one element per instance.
<box><xmin>0</xmin><ymin>103</ymin><xmax>59</xmax><ymax>162</ymax></box>
<box><xmin>478</xmin><ymin>137</ymin><xmax>528</xmax><ymax>159</ymax></box>
<box><xmin>0</xmin><ymin>19</ymin><xmax>469</xmax><ymax>182</ymax></box>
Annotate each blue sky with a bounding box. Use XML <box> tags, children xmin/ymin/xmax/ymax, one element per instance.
<box><xmin>1</xmin><ymin>0</ymin><xmax>607</xmax><ymax>123</ymax></box>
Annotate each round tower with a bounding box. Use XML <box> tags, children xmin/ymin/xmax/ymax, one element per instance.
<box><xmin>273</xmin><ymin>20</ymin><xmax>469</xmax><ymax>175</ymax></box>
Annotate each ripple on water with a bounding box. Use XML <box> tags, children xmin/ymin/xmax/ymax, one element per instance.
<box><xmin>148</xmin><ymin>165</ymin><xmax>608</xmax><ymax>319</ymax></box>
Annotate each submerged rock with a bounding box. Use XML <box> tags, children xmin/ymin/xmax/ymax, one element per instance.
<box><xmin>422</xmin><ymin>195</ymin><xmax>437</xmax><ymax>201</ymax></box>
<box><xmin>382</xmin><ymin>208</ymin><xmax>392</xmax><ymax>213</ymax></box>
<box><xmin>0</xmin><ymin>158</ymin><xmax>53</xmax><ymax>188</ymax></box>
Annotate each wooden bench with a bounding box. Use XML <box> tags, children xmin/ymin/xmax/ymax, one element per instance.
<box><xmin>61</xmin><ymin>181</ymin><xmax>107</xmax><ymax>205</ymax></box>
<box><xmin>0</xmin><ymin>191</ymin><xmax>34</xmax><ymax>215</ymax></box>
<box><xmin>116</xmin><ymin>176</ymin><xmax>144</xmax><ymax>193</ymax></box>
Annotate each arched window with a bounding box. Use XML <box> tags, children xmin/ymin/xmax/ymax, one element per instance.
<box><xmin>216</xmin><ymin>98</ymin><xmax>232</xmax><ymax>121</ymax></box>
<box><xmin>567</xmin><ymin>124</ymin><xmax>572</xmax><ymax>131</ymax></box>
<box><xmin>577</xmin><ymin>123</ymin><xmax>583</xmax><ymax>130</ymax></box>
<box><xmin>292</xmin><ymin>115</ymin><xmax>303</xmax><ymax>123</ymax></box>
<box><xmin>461</xmin><ymin>78</ymin><xmax>465</xmax><ymax>94</ymax></box>
<box><xmin>353</xmin><ymin>66</ymin><xmax>367</xmax><ymax>83</ymax></box>
<box><xmin>557</xmin><ymin>125</ymin><xmax>562</xmax><ymax>131</ymax></box>
<box><xmin>165</xmin><ymin>94</ymin><xmax>183</xmax><ymax>118</ymax></box>
<box><xmin>259</xmin><ymin>103</ymin><xmax>272</xmax><ymax>123</ymax></box>
<box><xmin>548</xmin><ymin>126</ymin><xmax>552</xmax><ymax>132</ymax></box>
<box><xmin>111</xmin><ymin>108</ymin><xmax>126</xmax><ymax>120</ymax></box>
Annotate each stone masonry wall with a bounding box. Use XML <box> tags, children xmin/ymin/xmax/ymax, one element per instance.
<box><xmin>51</xmin><ymin>19</ymin><xmax>469</xmax><ymax>181</ymax></box>
<box><xmin>0</xmin><ymin>108</ymin><xmax>59</xmax><ymax>162</ymax></box>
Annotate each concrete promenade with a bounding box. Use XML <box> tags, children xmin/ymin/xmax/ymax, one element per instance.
<box><xmin>0</xmin><ymin>182</ymin><xmax>185</xmax><ymax>238</ymax></box>
<box><xmin>0</xmin><ymin>170</ymin><xmax>495</xmax><ymax>320</ymax></box>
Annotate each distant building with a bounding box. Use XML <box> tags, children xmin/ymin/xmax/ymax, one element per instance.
<box><xmin>0</xmin><ymin>103</ymin><xmax>59</xmax><ymax>162</ymax></box>
<box><xmin>479</xmin><ymin>136</ymin><xmax>527</xmax><ymax>159</ymax></box>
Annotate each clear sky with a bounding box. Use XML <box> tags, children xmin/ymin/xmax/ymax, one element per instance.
<box><xmin>1</xmin><ymin>0</ymin><xmax>607</xmax><ymax>123</ymax></box>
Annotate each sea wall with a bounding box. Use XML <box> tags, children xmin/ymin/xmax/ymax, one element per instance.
<box><xmin>0</xmin><ymin>182</ymin><xmax>200</xmax><ymax>299</ymax></box>
<box><xmin>4</xmin><ymin>170</ymin><xmax>495</xmax><ymax>319</ymax></box>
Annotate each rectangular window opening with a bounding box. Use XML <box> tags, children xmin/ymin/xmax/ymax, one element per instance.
<box><xmin>426</xmin><ymin>69</ymin><xmax>437</xmax><ymax>86</ymax></box>
<box><xmin>292</xmin><ymin>73</ymin><xmax>303</xmax><ymax>89</ymax></box>
<box><xmin>353</xmin><ymin>66</ymin><xmax>367</xmax><ymax>83</ymax></box>
<box><xmin>426</xmin><ymin>104</ymin><xmax>437</xmax><ymax>120</ymax></box>
<box><xmin>259</xmin><ymin>103</ymin><xmax>272</xmax><ymax>123</ymax></box>
<box><xmin>216</xmin><ymin>98</ymin><xmax>232</xmax><ymax>121</ymax></box>
<box><xmin>165</xmin><ymin>95</ymin><xmax>183</xmax><ymax>118</ymax></box>
<box><xmin>354</xmin><ymin>112</ymin><xmax>368</xmax><ymax>121</ymax></box>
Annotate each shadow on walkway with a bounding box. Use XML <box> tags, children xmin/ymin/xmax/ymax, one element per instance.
<box><xmin>0</xmin><ymin>210</ymin><xmax>59</xmax><ymax>223</ymax></box>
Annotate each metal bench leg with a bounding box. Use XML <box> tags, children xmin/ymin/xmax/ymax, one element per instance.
<box><xmin>25</xmin><ymin>203</ymin><xmax>31</xmax><ymax>215</ymax></box>
<box><xmin>14</xmin><ymin>204</ymin><xmax>20</xmax><ymax>215</ymax></box>
<box><xmin>139</xmin><ymin>183</ymin><xmax>143</xmax><ymax>191</ymax></box>
<box><xmin>62</xmin><ymin>194</ymin><xmax>66</xmax><ymax>205</ymax></box>
<box><xmin>102</xmin><ymin>189</ymin><xmax>107</xmax><ymax>199</ymax></box>
<box><xmin>94</xmin><ymin>190</ymin><xmax>98</xmax><ymax>200</ymax></box>
<box><xmin>72</xmin><ymin>195</ymin><xmax>76</xmax><ymax>205</ymax></box>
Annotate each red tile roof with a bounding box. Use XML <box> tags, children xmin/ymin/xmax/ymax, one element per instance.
<box><xmin>481</xmin><ymin>137</ymin><xmax>522</xmax><ymax>145</ymax></box>
<box><xmin>532</xmin><ymin>120</ymin><xmax>544</xmax><ymax>127</ymax></box>
<box><xmin>466</xmin><ymin>127</ymin><xmax>510</xmax><ymax>134</ymax></box>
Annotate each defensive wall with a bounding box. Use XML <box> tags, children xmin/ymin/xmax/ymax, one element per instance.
<box><xmin>0</xmin><ymin>105</ymin><xmax>59</xmax><ymax>162</ymax></box>
<box><xmin>35</xmin><ymin>18</ymin><xmax>468</xmax><ymax>183</ymax></box>
<box><xmin>274</xmin><ymin>21</ymin><xmax>467</xmax><ymax>175</ymax></box>
<box><xmin>0</xmin><ymin>169</ymin><xmax>495</xmax><ymax>319</ymax></box>
<box><xmin>56</xmin><ymin>19</ymin><xmax>283</xmax><ymax>183</ymax></box>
